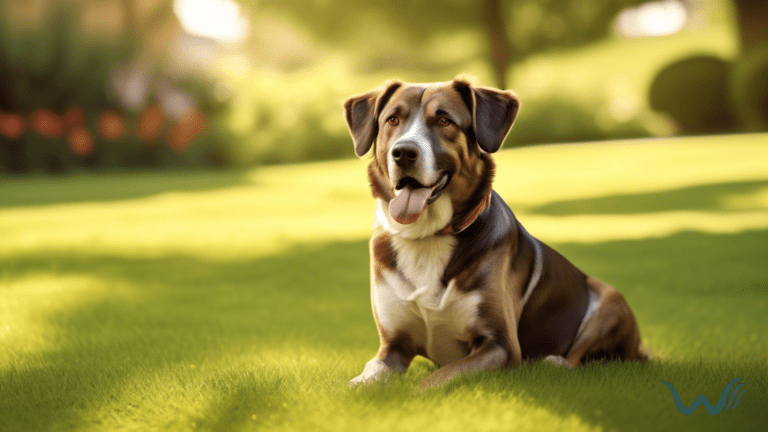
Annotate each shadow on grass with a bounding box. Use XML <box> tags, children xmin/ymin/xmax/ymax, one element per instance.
<box><xmin>529</xmin><ymin>179</ymin><xmax>768</xmax><ymax>215</ymax></box>
<box><xmin>0</xmin><ymin>242</ymin><xmax>371</xmax><ymax>431</ymax></box>
<box><xmin>555</xmin><ymin>230</ymin><xmax>768</xmax><ymax>298</ymax></box>
<box><xmin>1</xmin><ymin>229</ymin><xmax>766</xmax><ymax>431</ymax></box>
<box><xmin>0</xmin><ymin>169</ymin><xmax>252</xmax><ymax>208</ymax></box>
<box><xmin>442</xmin><ymin>359</ymin><xmax>767</xmax><ymax>432</ymax></box>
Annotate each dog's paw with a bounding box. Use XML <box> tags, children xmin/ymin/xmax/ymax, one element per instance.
<box><xmin>348</xmin><ymin>359</ymin><xmax>399</xmax><ymax>386</ymax></box>
<box><xmin>347</xmin><ymin>371</ymin><xmax>393</xmax><ymax>387</ymax></box>
<box><xmin>543</xmin><ymin>355</ymin><xmax>573</xmax><ymax>369</ymax></box>
<box><xmin>348</xmin><ymin>374</ymin><xmax>369</xmax><ymax>387</ymax></box>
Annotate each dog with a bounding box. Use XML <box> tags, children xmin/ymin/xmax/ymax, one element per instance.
<box><xmin>343</xmin><ymin>78</ymin><xmax>647</xmax><ymax>388</ymax></box>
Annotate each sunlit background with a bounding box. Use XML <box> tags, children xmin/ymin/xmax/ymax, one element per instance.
<box><xmin>0</xmin><ymin>0</ymin><xmax>766</xmax><ymax>172</ymax></box>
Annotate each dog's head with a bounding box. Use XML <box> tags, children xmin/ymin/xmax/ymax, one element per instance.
<box><xmin>344</xmin><ymin>78</ymin><xmax>519</xmax><ymax>238</ymax></box>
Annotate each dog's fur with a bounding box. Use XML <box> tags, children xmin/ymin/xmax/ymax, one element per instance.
<box><xmin>344</xmin><ymin>78</ymin><xmax>647</xmax><ymax>388</ymax></box>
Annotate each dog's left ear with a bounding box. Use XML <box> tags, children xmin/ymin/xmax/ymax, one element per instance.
<box><xmin>454</xmin><ymin>79</ymin><xmax>520</xmax><ymax>153</ymax></box>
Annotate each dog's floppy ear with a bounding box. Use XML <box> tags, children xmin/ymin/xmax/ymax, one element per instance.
<box><xmin>453</xmin><ymin>79</ymin><xmax>520</xmax><ymax>153</ymax></box>
<box><xmin>343</xmin><ymin>81</ymin><xmax>402</xmax><ymax>157</ymax></box>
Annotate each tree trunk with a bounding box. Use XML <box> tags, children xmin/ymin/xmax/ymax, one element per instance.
<box><xmin>123</xmin><ymin>0</ymin><xmax>137</xmax><ymax>36</ymax></box>
<box><xmin>484</xmin><ymin>0</ymin><xmax>512</xmax><ymax>89</ymax></box>
<box><xmin>732</xmin><ymin>0</ymin><xmax>768</xmax><ymax>51</ymax></box>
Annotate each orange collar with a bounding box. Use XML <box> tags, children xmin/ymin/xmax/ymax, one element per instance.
<box><xmin>438</xmin><ymin>193</ymin><xmax>492</xmax><ymax>236</ymax></box>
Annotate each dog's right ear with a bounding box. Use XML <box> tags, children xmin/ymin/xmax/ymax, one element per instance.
<box><xmin>343</xmin><ymin>81</ymin><xmax>401</xmax><ymax>157</ymax></box>
<box><xmin>452</xmin><ymin>77</ymin><xmax>520</xmax><ymax>153</ymax></box>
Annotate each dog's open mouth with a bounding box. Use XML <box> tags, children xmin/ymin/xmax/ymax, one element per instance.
<box><xmin>390</xmin><ymin>172</ymin><xmax>451</xmax><ymax>225</ymax></box>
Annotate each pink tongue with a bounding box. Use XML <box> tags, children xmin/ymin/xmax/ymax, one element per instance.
<box><xmin>389</xmin><ymin>186</ymin><xmax>434</xmax><ymax>225</ymax></box>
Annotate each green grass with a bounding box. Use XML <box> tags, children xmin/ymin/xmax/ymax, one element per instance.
<box><xmin>1</xmin><ymin>134</ymin><xmax>767</xmax><ymax>431</ymax></box>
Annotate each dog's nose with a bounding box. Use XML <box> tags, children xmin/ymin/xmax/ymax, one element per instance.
<box><xmin>391</xmin><ymin>141</ymin><xmax>420</xmax><ymax>168</ymax></box>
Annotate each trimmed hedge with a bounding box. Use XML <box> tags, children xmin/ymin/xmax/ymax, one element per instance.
<box><xmin>649</xmin><ymin>55</ymin><xmax>738</xmax><ymax>135</ymax></box>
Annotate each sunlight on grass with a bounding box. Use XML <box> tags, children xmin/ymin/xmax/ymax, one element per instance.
<box><xmin>0</xmin><ymin>158</ymin><xmax>374</xmax><ymax>260</ymax></box>
<box><xmin>494</xmin><ymin>134</ymin><xmax>768</xmax><ymax>242</ymax></box>
<box><xmin>0</xmin><ymin>136</ymin><xmax>766</xmax><ymax>431</ymax></box>
<box><xmin>57</xmin><ymin>344</ymin><xmax>609</xmax><ymax>432</ymax></box>
<box><xmin>0</xmin><ymin>275</ymin><xmax>135</xmax><ymax>365</ymax></box>
<box><xmin>1</xmin><ymin>134</ymin><xmax>766</xmax><ymax>260</ymax></box>
<box><xmin>493</xmin><ymin>134</ymin><xmax>768</xmax><ymax>206</ymax></box>
<box><xmin>518</xmin><ymin>210</ymin><xmax>768</xmax><ymax>243</ymax></box>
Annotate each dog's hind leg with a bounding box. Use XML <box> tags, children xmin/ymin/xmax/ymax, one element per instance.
<box><xmin>542</xmin><ymin>355</ymin><xmax>572</xmax><ymax>368</ymax></box>
<box><xmin>559</xmin><ymin>276</ymin><xmax>646</xmax><ymax>369</ymax></box>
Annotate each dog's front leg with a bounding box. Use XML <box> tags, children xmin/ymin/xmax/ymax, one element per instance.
<box><xmin>419</xmin><ymin>336</ymin><xmax>519</xmax><ymax>389</ymax></box>
<box><xmin>349</xmin><ymin>342</ymin><xmax>414</xmax><ymax>386</ymax></box>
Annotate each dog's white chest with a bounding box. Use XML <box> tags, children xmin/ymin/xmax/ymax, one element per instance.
<box><xmin>373</xmin><ymin>235</ymin><xmax>481</xmax><ymax>367</ymax></box>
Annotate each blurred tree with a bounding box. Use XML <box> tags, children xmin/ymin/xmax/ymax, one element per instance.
<box><xmin>730</xmin><ymin>0</ymin><xmax>768</xmax><ymax>131</ymax></box>
<box><xmin>0</xmin><ymin>0</ymin><xmax>180</xmax><ymax>115</ymax></box>
<box><xmin>249</xmin><ymin>0</ymin><xmax>646</xmax><ymax>88</ymax></box>
<box><xmin>119</xmin><ymin>0</ymin><xmax>177</xmax><ymax>63</ymax></box>
<box><xmin>484</xmin><ymin>0</ymin><xmax>647</xmax><ymax>87</ymax></box>
<box><xmin>732</xmin><ymin>0</ymin><xmax>768</xmax><ymax>51</ymax></box>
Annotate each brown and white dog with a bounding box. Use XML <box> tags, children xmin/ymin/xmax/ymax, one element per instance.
<box><xmin>343</xmin><ymin>78</ymin><xmax>647</xmax><ymax>388</ymax></box>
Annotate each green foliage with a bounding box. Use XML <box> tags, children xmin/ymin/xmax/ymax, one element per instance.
<box><xmin>649</xmin><ymin>55</ymin><xmax>738</xmax><ymax>134</ymax></box>
<box><xmin>215</xmin><ymin>64</ymin><xmax>369</xmax><ymax>166</ymax></box>
<box><xmin>255</xmin><ymin>0</ymin><xmax>475</xmax><ymax>47</ymax></box>
<box><xmin>0</xmin><ymin>2</ymin><xmax>229</xmax><ymax>173</ymax></box>
<box><xmin>0</xmin><ymin>4</ymin><xmax>117</xmax><ymax>111</ymax></box>
<box><xmin>510</xmin><ymin>96</ymin><xmax>647</xmax><ymax>145</ymax></box>
<box><xmin>220</xmin><ymin>23</ymin><xmax>743</xmax><ymax>164</ymax></box>
<box><xmin>250</xmin><ymin>0</ymin><xmax>645</xmax><ymax>67</ymax></box>
<box><xmin>648</xmin><ymin>45</ymin><xmax>768</xmax><ymax>135</ymax></box>
<box><xmin>505</xmin><ymin>0</ymin><xmax>644</xmax><ymax>59</ymax></box>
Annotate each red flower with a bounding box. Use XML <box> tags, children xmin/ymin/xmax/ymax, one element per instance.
<box><xmin>98</xmin><ymin>110</ymin><xmax>126</xmax><ymax>141</ymax></box>
<box><xmin>31</xmin><ymin>109</ymin><xmax>65</xmax><ymax>138</ymax></box>
<box><xmin>168</xmin><ymin>110</ymin><xmax>207</xmax><ymax>152</ymax></box>
<box><xmin>138</xmin><ymin>106</ymin><xmax>165</xmax><ymax>143</ymax></box>
<box><xmin>63</xmin><ymin>106</ymin><xmax>86</xmax><ymax>131</ymax></box>
<box><xmin>0</xmin><ymin>113</ymin><xmax>26</xmax><ymax>139</ymax></box>
<box><xmin>68</xmin><ymin>127</ymin><xmax>95</xmax><ymax>157</ymax></box>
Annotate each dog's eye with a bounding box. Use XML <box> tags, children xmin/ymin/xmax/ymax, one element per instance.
<box><xmin>387</xmin><ymin>116</ymin><xmax>399</xmax><ymax>126</ymax></box>
<box><xmin>438</xmin><ymin>117</ymin><xmax>452</xmax><ymax>127</ymax></box>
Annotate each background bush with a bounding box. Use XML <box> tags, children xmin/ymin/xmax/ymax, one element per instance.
<box><xmin>0</xmin><ymin>3</ymin><xmax>230</xmax><ymax>173</ymax></box>
<box><xmin>649</xmin><ymin>55</ymin><xmax>738</xmax><ymax>135</ymax></box>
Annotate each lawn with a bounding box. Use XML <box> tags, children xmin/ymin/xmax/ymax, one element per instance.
<box><xmin>1</xmin><ymin>134</ymin><xmax>767</xmax><ymax>431</ymax></box>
